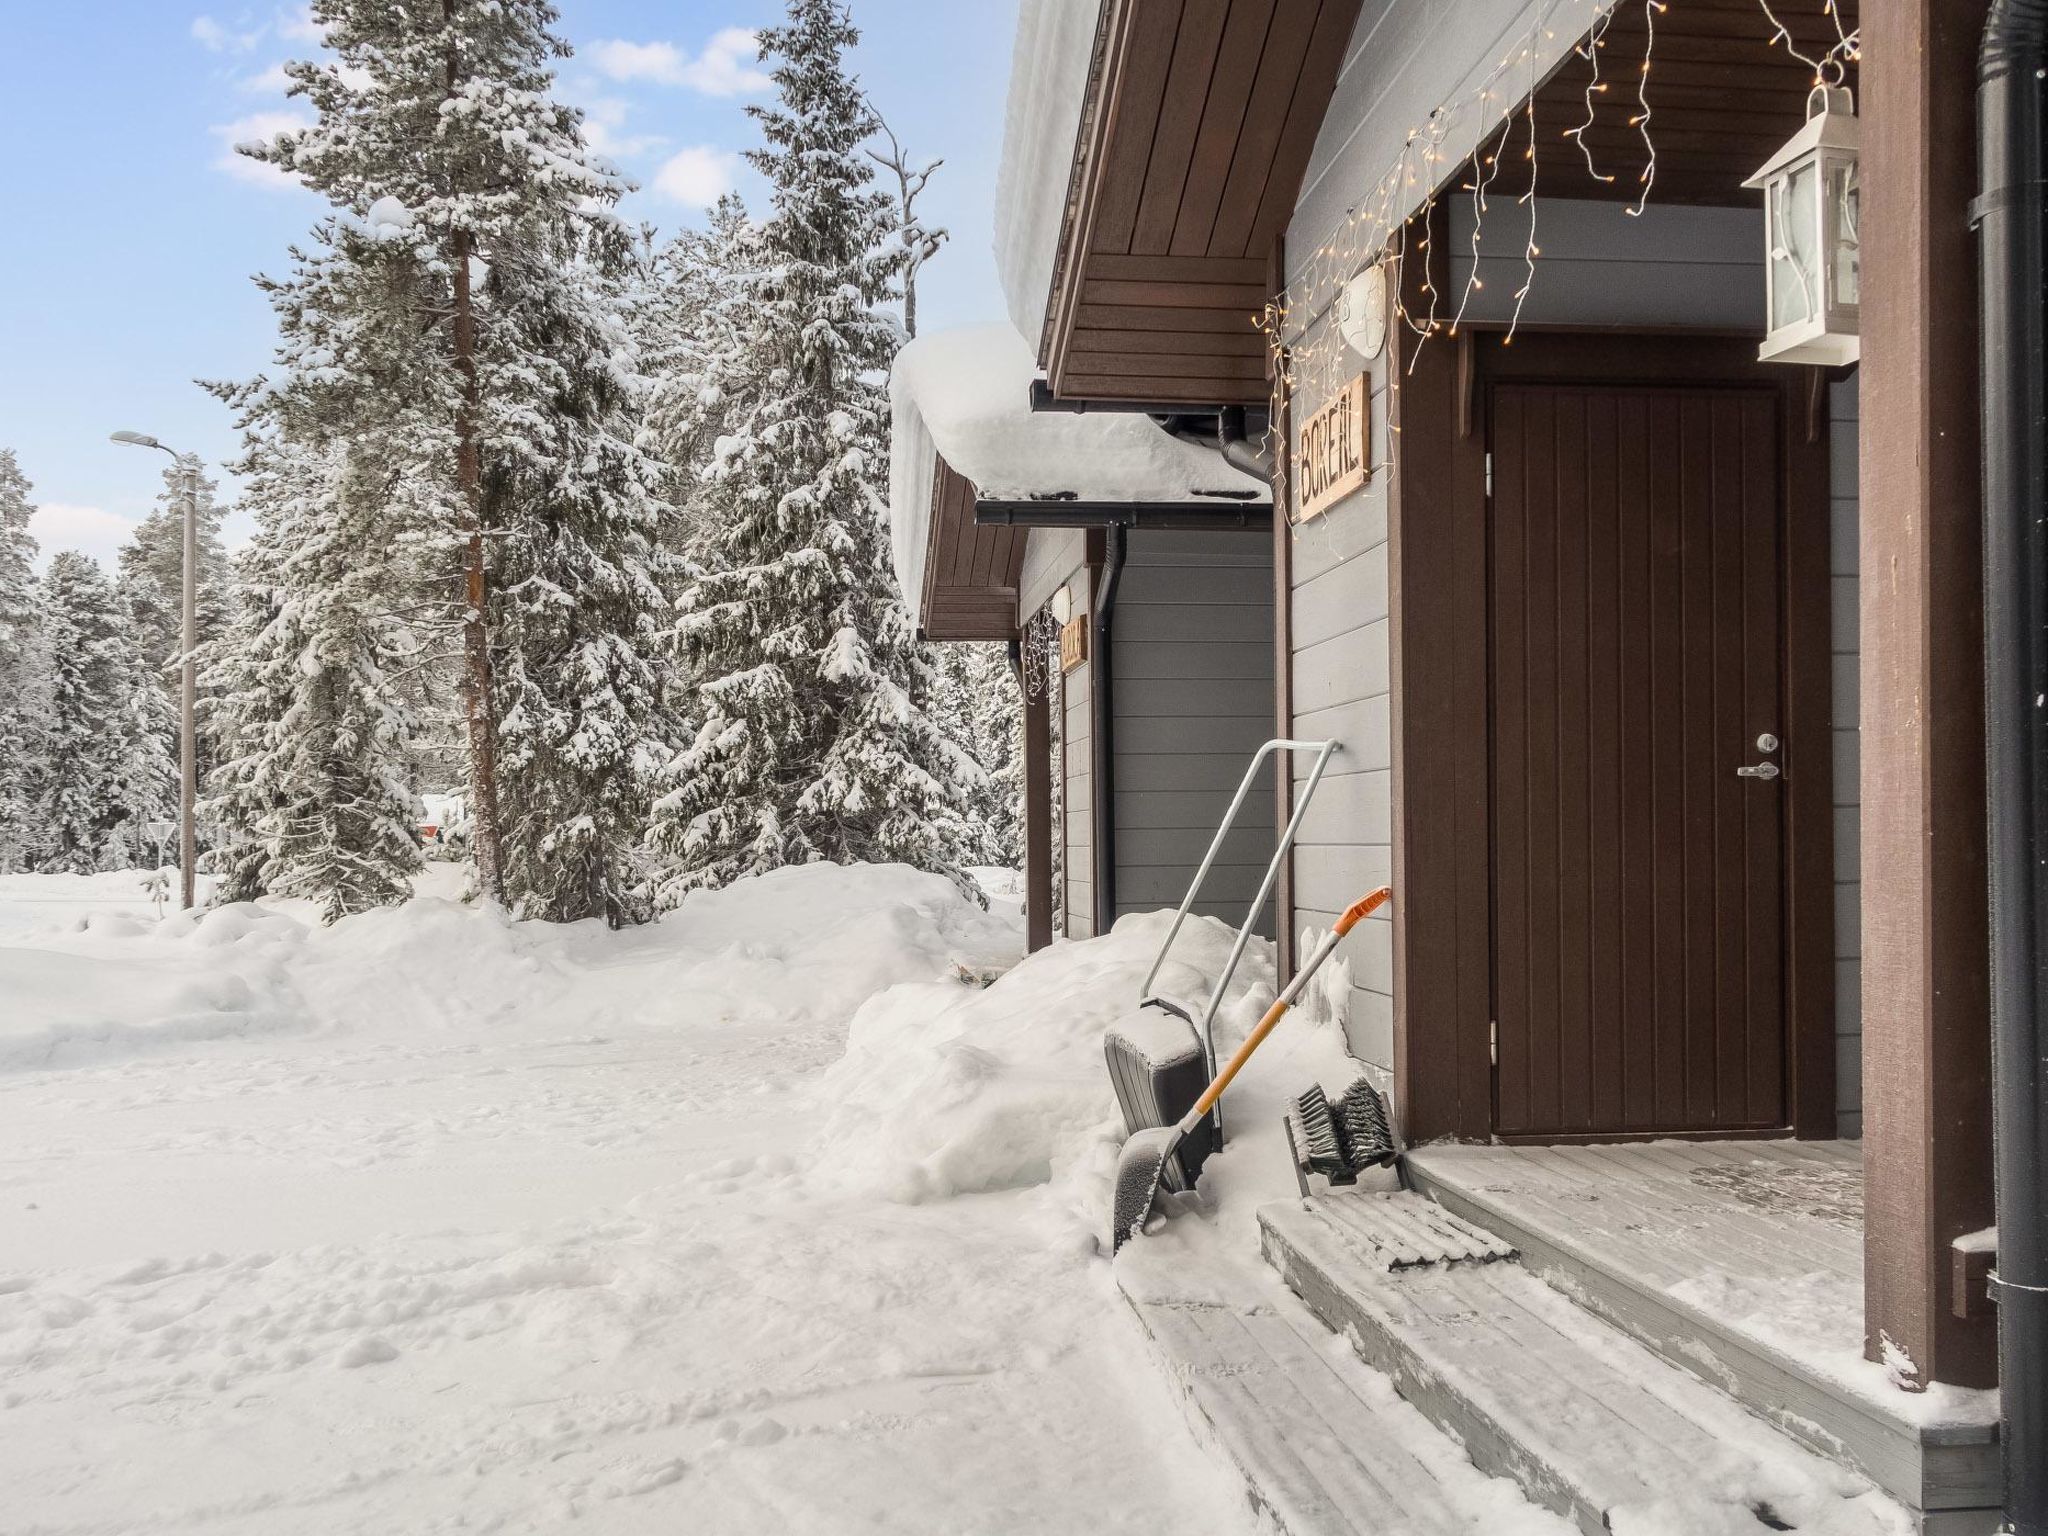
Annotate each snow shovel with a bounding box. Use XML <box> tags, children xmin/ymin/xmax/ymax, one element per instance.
<box><xmin>1109</xmin><ymin>885</ymin><xmax>1391</xmax><ymax>1254</ymax></box>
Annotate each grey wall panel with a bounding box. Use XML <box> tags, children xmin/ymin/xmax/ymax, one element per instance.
<box><xmin>1285</xmin><ymin>307</ymin><xmax>1397</xmax><ymax>1069</ymax></box>
<box><xmin>1291</xmin><ymin>694</ymin><xmax>1392</xmax><ymax>775</ymax></box>
<box><xmin>1117</xmin><ymin>715</ymin><xmax>1275</xmax><ymax>755</ymax></box>
<box><xmin>1117</xmin><ymin>677</ymin><xmax>1274</xmax><ymax>719</ymax></box>
<box><xmin>1292</xmin><ymin>549</ymin><xmax>1391</xmax><ymax>650</ymax></box>
<box><xmin>1021</xmin><ymin>528</ymin><xmax>1088</xmax><ymax>618</ymax></box>
<box><xmin>1292</xmin><ymin>614</ymin><xmax>1390</xmax><ymax>714</ymax></box>
<box><xmin>1288</xmin><ymin>768</ymin><xmax>1394</xmax><ymax>848</ymax></box>
<box><xmin>1117</xmin><ymin>640</ymin><xmax>1276</xmax><ymax>679</ymax></box>
<box><xmin>1447</xmin><ymin>199</ymin><xmax>1766</xmax><ymax>332</ymax></box>
<box><xmin>1109</xmin><ymin>528</ymin><xmax>1276</xmax><ymax>937</ymax></box>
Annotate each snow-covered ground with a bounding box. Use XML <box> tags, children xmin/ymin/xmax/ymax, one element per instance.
<box><xmin>2</xmin><ymin>863</ymin><xmax>1291</xmax><ymax>1534</ymax></box>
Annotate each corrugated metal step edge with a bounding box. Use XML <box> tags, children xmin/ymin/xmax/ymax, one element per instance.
<box><xmin>1260</xmin><ymin>1194</ymin><xmax>1909</xmax><ymax>1536</ymax></box>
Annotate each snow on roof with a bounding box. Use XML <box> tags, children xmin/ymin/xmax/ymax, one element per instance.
<box><xmin>887</xmin><ymin>324</ymin><xmax>1270</xmax><ymax>617</ymax></box>
<box><xmin>993</xmin><ymin>0</ymin><xmax>1098</xmax><ymax>352</ymax></box>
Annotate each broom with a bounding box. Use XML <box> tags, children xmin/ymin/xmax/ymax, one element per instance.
<box><xmin>1109</xmin><ymin>885</ymin><xmax>1391</xmax><ymax>1255</ymax></box>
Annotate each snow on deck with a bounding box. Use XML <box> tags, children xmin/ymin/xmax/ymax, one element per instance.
<box><xmin>888</xmin><ymin>323</ymin><xmax>1269</xmax><ymax>618</ymax></box>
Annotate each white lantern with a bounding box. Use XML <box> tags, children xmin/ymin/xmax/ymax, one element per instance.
<box><xmin>1744</xmin><ymin>85</ymin><xmax>1861</xmax><ymax>366</ymax></box>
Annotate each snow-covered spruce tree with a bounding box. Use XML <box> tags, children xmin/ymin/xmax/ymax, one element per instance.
<box><xmin>203</xmin><ymin>349</ymin><xmax>427</xmax><ymax>923</ymax></box>
<box><xmin>0</xmin><ymin>449</ymin><xmax>46</xmax><ymax>872</ymax></box>
<box><xmin>638</xmin><ymin>194</ymin><xmax>759</xmax><ymax>560</ymax></box>
<box><xmin>248</xmin><ymin>0</ymin><xmax>673</xmax><ymax>925</ymax></box>
<box><xmin>933</xmin><ymin>643</ymin><xmax>1023</xmax><ymax>868</ymax></box>
<box><xmin>646</xmin><ymin>1</ymin><xmax>972</xmax><ymax>904</ymax></box>
<box><xmin>197</xmin><ymin>527</ymin><xmax>291</xmax><ymax>905</ymax></box>
<box><xmin>117</xmin><ymin>458</ymin><xmax>233</xmax><ymax>684</ymax></box>
<box><xmin>32</xmin><ymin>553</ymin><xmax>173</xmax><ymax>873</ymax></box>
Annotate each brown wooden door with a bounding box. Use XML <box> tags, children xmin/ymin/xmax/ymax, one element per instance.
<box><xmin>1489</xmin><ymin>383</ymin><xmax>1787</xmax><ymax>1137</ymax></box>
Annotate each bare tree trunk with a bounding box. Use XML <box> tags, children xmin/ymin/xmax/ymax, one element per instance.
<box><xmin>443</xmin><ymin>5</ymin><xmax>504</xmax><ymax>904</ymax></box>
<box><xmin>451</xmin><ymin>227</ymin><xmax>503</xmax><ymax>904</ymax></box>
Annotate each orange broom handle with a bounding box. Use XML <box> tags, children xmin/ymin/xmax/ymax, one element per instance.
<box><xmin>1189</xmin><ymin>886</ymin><xmax>1391</xmax><ymax>1120</ymax></box>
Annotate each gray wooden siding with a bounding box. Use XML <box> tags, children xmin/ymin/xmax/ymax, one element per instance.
<box><xmin>1447</xmin><ymin>200</ymin><xmax>1765</xmax><ymax>333</ymax></box>
<box><xmin>1021</xmin><ymin>527</ymin><xmax>1087</xmax><ymax>620</ymax></box>
<box><xmin>1285</xmin><ymin>311</ymin><xmax>1396</xmax><ymax>1070</ymax></box>
<box><xmin>1831</xmin><ymin>373</ymin><xmax>1861</xmax><ymax>1138</ymax></box>
<box><xmin>1112</xmin><ymin>529</ymin><xmax>1276</xmax><ymax>933</ymax></box>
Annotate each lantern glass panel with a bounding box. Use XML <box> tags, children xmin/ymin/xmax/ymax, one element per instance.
<box><xmin>1825</xmin><ymin>156</ymin><xmax>1860</xmax><ymax>311</ymax></box>
<box><xmin>1767</xmin><ymin>160</ymin><xmax>1822</xmax><ymax>332</ymax></box>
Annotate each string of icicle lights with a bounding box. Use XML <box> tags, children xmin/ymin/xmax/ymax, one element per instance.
<box><xmin>1256</xmin><ymin>0</ymin><xmax>1862</xmax><ymax>534</ymax></box>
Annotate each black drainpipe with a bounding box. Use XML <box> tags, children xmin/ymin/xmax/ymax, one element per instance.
<box><xmin>1976</xmin><ymin>3</ymin><xmax>2047</xmax><ymax>1531</ymax></box>
<box><xmin>1092</xmin><ymin>527</ymin><xmax>1126</xmax><ymax>937</ymax></box>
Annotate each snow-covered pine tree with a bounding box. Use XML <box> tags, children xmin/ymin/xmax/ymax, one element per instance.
<box><xmin>32</xmin><ymin>552</ymin><xmax>172</xmax><ymax>873</ymax></box>
<box><xmin>0</xmin><ymin>449</ymin><xmax>46</xmax><ymax>872</ymax></box>
<box><xmin>197</xmin><ymin>525</ymin><xmax>291</xmax><ymax>905</ymax></box>
<box><xmin>117</xmin><ymin>458</ymin><xmax>232</xmax><ymax>685</ymax></box>
<box><xmin>646</xmin><ymin>0</ymin><xmax>972</xmax><ymax>904</ymax></box>
<box><xmin>638</xmin><ymin>194</ymin><xmax>758</xmax><ymax>559</ymax></box>
<box><xmin>932</xmin><ymin>643</ymin><xmax>1023</xmax><ymax>869</ymax></box>
<box><xmin>246</xmin><ymin>0</ymin><xmax>673</xmax><ymax>924</ymax></box>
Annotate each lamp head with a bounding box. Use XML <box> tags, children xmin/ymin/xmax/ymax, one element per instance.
<box><xmin>110</xmin><ymin>430</ymin><xmax>162</xmax><ymax>449</ymax></box>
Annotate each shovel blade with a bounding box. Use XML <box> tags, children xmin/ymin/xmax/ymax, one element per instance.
<box><xmin>1110</xmin><ymin>1124</ymin><xmax>1182</xmax><ymax>1255</ymax></box>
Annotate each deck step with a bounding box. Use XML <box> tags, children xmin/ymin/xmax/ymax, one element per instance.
<box><xmin>1404</xmin><ymin>1145</ymin><xmax>2002</xmax><ymax>1524</ymax></box>
<box><xmin>1261</xmin><ymin>1192</ymin><xmax>1909</xmax><ymax>1536</ymax></box>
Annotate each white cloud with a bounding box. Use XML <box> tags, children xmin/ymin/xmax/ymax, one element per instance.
<box><xmin>191</xmin><ymin>15</ymin><xmax>262</xmax><ymax>53</ymax></box>
<box><xmin>275</xmin><ymin>3</ymin><xmax>324</xmax><ymax>43</ymax></box>
<box><xmin>585</xmin><ymin>28</ymin><xmax>769</xmax><ymax>97</ymax></box>
<box><xmin>30</xmin><ymin>505</ymin><xmax>139</xmax><ymax>573</ymax></box>
<box><xmin>652</xmin><ymin>146</ymin><xmax>740</xmax><ymax>208</ymax></box>
<box><xmin>209</xmin><ymin>110</ymin><xmax>316</xmax><ymax>190</ymax></box>
<box><xmin>580</xmin><ymin>97</ymin><xmax>666</xmax><ymax>163</ymax></box>
<box><xmin>238</xmin><ymin>60</ymin><xmax>295</xmax><ymax>95</ymax></box>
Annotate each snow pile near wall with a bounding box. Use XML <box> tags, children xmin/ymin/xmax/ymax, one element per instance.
<box><xmin>814</xmin><ymin>909</ymin><xmax>1293</xmax><ymax>1215</ymax></box>
<box><xmin>993</xmin><ymin>0</ymin><xmax>1098</xmax><ymax>349</ymax></box>
<box><xmin>0</xmin><ymin>862</ymin><xmax>1020</xmax><ymax>1075</ymax></box>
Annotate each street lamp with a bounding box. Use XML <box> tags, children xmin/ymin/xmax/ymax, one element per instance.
<box><xmin>110</xmin><ymin>430</ymin><xmax>199</xmax><ymax>911</ymax></box>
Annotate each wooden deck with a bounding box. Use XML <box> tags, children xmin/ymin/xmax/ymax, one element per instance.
<box><xmin>1402</xmin><ymin>1141</ymin><xmax>2001</xmax><ymax>1527</ymax></box>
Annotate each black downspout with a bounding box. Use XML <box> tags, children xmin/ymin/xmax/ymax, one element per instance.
<box><xmin>1092</xmin><ymin>527</ymin><xmax>1126</xmax><ymax>937</ymax></box>
<box><xmin>1977</xmin><ymin>4</ymin><xmax>2048</xmax><ymax>1532</ymax></box>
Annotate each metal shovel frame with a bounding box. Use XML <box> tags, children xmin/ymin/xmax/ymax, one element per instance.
<box><xmin>1138</xmin><ymin>737</ymin><xmax>1341</xmax><ymax>1142</ymax></box>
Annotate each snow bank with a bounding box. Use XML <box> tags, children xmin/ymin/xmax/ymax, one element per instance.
<box><xmin>812</xmin><ymin>909</ymin><xmax>1280</xmax><ymax>1215</ymax></box>
<box><xmin>0</xmin><ymin>862</ymin><xmax>1020</xmax><ymax>1074</ymax></box>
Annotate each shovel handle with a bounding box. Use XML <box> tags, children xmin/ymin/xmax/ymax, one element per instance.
<box><xmin>1185</xmin><ymin>887</ymin><xmax>1390</xmax><ymax>1124</ymax></box>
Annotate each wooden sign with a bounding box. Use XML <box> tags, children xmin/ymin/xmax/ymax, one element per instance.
<box><xmin>1294</xmin><ymin>374</ymin><xmax>1370</xmax><ymax>522</ymax></box>
<box><xmin>1059</xmin><ymin>615</ymin><xmax>1089</xmax><ymax>673</ymax></box>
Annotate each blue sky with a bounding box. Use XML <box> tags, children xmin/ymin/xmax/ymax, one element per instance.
<box><xmin>0</xmin><ymin>1</ymin><xmax>1017</xmax><ymax>568</ymax></box>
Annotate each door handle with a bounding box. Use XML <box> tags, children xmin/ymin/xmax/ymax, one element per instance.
<box><xmin>1736</xmin><ymin>762</ymin><xmax>1781</xmax><ymax>781</ymax></box>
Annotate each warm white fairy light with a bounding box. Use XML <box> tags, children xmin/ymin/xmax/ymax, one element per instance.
<box><xmin>1624</xmin><ymin>0</ymin><xmax>1666</xmax><ymax>216</ymax></box>
<box><xmin>1507</xmin><ymin>35</ymin><xmax>1544</xmax><ymax>339</ymax></box>
<box><xmin>1566</xmin><ymin>8</ymin><xmax>1619</xmax><ymax>186</ymax></box>
<box><xmin>1758</xmin><ymin>0</ymin><xmax>1861</xmax><ymax>83</ymax></box>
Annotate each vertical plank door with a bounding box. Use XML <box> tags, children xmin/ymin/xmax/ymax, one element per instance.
<box><xmin>1491</xmin><ymin>384</ymin><xmax>1787</xmax><ymax>1136</ymax></box>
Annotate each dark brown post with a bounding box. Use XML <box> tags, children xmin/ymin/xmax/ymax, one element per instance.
<box><xmin>1859</xmin><ymin>0</ymin><xmax>1998</xmax><ymax>1389</ymax></box>
<box><xmin>1022</xmin><ymin>624</ymin><xmax>1054</xmax><ymax>954</ymax></box>
<box><xmin>1388</xmin><ymin>207</ymin><xmax>1493</xmax><ymax>1143</ymax></box>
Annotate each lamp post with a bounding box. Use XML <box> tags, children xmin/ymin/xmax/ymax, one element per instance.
<box><xmin>110</xmin><ymin>430</ymin><xmax>199</xmax><ymax>911</ymax></box>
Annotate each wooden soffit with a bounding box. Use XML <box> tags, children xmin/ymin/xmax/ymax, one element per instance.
<box><xmin>1043</xmin><ymin>0</ymin><xmax>1364</xmax><ymax>407</ymax></box>
<box><xmin>920</xmin><ymin>457</ymin><xmax>1029</xmax><ymax>642</ymax></box>
<box><xmin>1510</xmin><ymin>0</ymin><xmax>1861</xmax><ymax>208</ymax></box>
